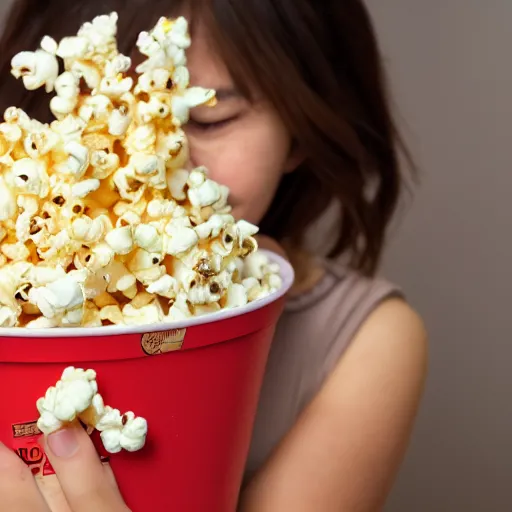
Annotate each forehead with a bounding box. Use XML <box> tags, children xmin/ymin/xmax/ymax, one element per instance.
<box><xmin>185</xmin><ymin>21</ymin><xmax>233</xmax><ymax>89</ymax></box>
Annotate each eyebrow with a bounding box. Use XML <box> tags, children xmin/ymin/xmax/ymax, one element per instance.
<box><xmin>214</xmin><ymin>88</ymin><xmax>243</xmax><ymax>101</ymax></box>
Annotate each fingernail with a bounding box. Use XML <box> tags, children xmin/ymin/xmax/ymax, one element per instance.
<box><xmin>47</xmin><ymin>428</ymin><xmax>79</xmax><ymax>459</ymax></box>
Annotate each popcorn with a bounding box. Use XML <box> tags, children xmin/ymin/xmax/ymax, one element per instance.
<box><xmin>167</xmin><ymin>168</ymin><xmax>189</xmax><ymax>201</ymax></box>
<box><xmin>147</xmin><ymin>274</ymin><xmax>178</xmax><ymax>299</ymax></box>
<box><xmin>165</xmin><ymin>226</ymin><xmax>198</xmax><ymax>256</ymax></box>
<box><xmin>105</xmin><ymin>226</ymin><xmax>134</xmax><ymax>255</ymax></box>
<box><xmin>134</xmin><ymin>224</ymin><xmax>163</xmax><ymax>253</ymax></box>
<box><xmin>1</xmin><ymin>13</ymin><xmax>282</xmax><ymax>328</ymax></box>
<box><xmin>225</xmin><ymin>283</ymin><xmax>248</xmax><ymax>309</ymax></box>
<box><xmin>97</xmin><ymin>409</ymin><xmax>148</xmax><ymax>453</ymax></box>
<box><xmin>28</xmin><ymin>274</ymin><xmax>85</xmax><ymax>326</ymax></box>
<box><xmin>50</xmin><ymin>72</ymin><xmax>80</xmax><ymax>118</ymax></box>
<box><xmin>36</xmin><ymin>367</ymin><xmax>98</xmax><ymax>435</ymax></box>
<box><xmin>0</xmin><ymin>176</ymin><xmax>17</xmax><ymax>221</ymax></box>
<box><xmin>11</xmin><ymin>46</ymin><xmax>59</xmax><ymax>93</ymax></box>
<box><xmin>59</xmin><ymin>141</ymin><xmax>90</xmax><ymax>178</ymax></box>
<box><xmin>108</xmin><ymin>107</ymin><xmax>132</xmax><ymax>136</ymax></box>
<box><xmin>123</xmin><ymin>299</ymin><xmax>164</xmax><ymax>325</ymax></box>
<box><xmin>37</xmin><ymin>367</ymin><xmax>148</xmax><ymax>454</ymax></box>
<box><xmin>72</xmin><ymin>178</ymin><xmax>100</xmax><ymax>198</ymax></box>
<box><xmin>10</xmin><ymin>158</ymin><xmax>50</xmax><ymax>197</ymax></box>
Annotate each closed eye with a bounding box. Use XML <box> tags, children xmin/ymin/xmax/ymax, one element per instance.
<box><xmin>187</xmin><ymin>116</ymin><xmax>238</xmax><ymax>132</ymax></box>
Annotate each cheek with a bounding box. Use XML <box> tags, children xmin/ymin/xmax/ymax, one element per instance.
<box><xmin>187</xmin><ymin>122</ymin><xmax>291</xmax><ymax>224</ymax></box>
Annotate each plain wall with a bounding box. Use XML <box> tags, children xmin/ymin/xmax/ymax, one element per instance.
<box><xmin>366</xmin><ymin>1</ymin><xmax>512</xmax><ymax>511</ymax></box>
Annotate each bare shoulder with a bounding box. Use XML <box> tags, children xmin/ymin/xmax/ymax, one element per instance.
<box><xmin>350</xmin><ymin>297</ymin><xmax>428</xmax><ymax>363</ymax></box>
<box><xmin>240</xmin><ymin>298</ymin><xmax>428</xmax><ymax>511</ymax></box>
<box><xmin>324</xmin><ymin>297</ymin><xmax>428</xmax><ymax>408</ymax></box>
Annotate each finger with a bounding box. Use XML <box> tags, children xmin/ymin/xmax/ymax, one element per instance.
<box><xmin>0</xmin><ymin>441</ymin><xmax>50</xmax><ymax>512</ymax></box>
<box><xmin>44</xmin><ymin>425</ymin><xmax>128</xmax><ymax>512</ymax></box>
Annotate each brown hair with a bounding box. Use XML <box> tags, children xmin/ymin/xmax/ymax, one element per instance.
<box><xmin>0</xmin><ymin>0</ymin><xmax>413</xmax><ymax>275</ymax></box>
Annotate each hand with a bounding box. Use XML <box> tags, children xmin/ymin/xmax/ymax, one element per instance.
<box><xmin>0</xmin><ymin>423</ymin><xmax>130</xmax><ymax>512</ymax></box>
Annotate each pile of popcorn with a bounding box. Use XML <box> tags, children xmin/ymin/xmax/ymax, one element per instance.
<box><xmin>0</xmin><ymin>13</ymin><xmax>282</xmax><ymax>329</ymax></box>
<box><xmin>37</xmin><ymin>367</ymin><xmax>147</xmax><ymax>453</ymax></box>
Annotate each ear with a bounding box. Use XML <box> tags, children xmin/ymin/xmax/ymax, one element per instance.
<box><xmin>283</xmin><ymin>140</ymin><xmax>306</xmax><ymax>174</ymax></box>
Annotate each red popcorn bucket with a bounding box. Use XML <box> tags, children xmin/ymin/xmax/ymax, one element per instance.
<box><xmin>0</xmin><ymin>251</ymin><xmax>294</xmax><ymax>512</ymax></box>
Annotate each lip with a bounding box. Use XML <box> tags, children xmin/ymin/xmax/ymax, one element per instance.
<box><xmin>0</xmin><ymin>250</ymin><xmax>294</xmax><ymax>338</ymax></box>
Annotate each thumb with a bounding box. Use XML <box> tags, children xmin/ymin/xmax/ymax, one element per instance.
<box><xmin>44</xmin><ymin>423</ymin><xmax>128</xmax><ymax>512</ymax></box>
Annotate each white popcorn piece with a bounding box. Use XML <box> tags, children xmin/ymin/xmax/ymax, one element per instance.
<box><xmin>123</xmin><ymin>300</ymin><xmax>164</xmax><ymax>325</ymax></box>
<box><xmin>28</xmin><ymin>274</ymin><xmax>85</xmax><ymax>326</ymax></box>
<box><xmin>83</xmin><ymin>302</ymin><xmax>103</xmax><ymax>327</ymax></box>
<box><xmin>146</xmin><ymin>274</ymin><xmax>177</xmax><ymax>299</ymax></box>
<box><xmin>130</xmin><ymin>153</ymin><xmax>166</xmax><ymax>189</ymax></box>
<box><xmin>58</xmin><ymin>141</ymin><xmax>90</xmax><ymax>178</ymax></box>
<box><xmin>108</xmin><ymin>107</ymin><xmax>132</xmax><ymax>136</ymax></box>
<box><xmin>165</xmin><ymin>226</ymin><xmax>198</xmax><ymax>256</ymax></box>
<box><xmin>225</xmin><ymin>283</ymin><xmax>248</xmax><ymax>309</ymax></box>
<box><xmin>157</xmin><ymin>130</ymin><xmax>188</xmax><ymax>168</ymax></box>
<box><xmin>192</xmin><ymin>303</ymin><xmax>221</xmax><ymax>316</ymax></box>
<box><xmin>56</xmin><ymin>36</ymin><xmax>89</xmax><ymax>60</ymax></box>
<box><xmin>36</xmin><ymin>366</ymin><xmax>148</xmax><ymax>454</ymax></box>
<box><xmin>187</xmin><ymin>281</ymin><xmax>223</xmax><ymax>305</ymax></box>
<box><xmin>0</xmin><ymin>122</ymin><xmax>22</xmax><ymax>144</ymax></box>
<box><xmin>167</xmin><ymin>292</ymin><xmax>192</xmax><ymax>321</ymax></box>
<box><xmin>36</xmin><ymin>367</ymin><xmax>98</xmax><ymax>434</ymax></box>
<box><xmin>97</xmin><ymin>408</ymin><xmax>148</xmax><ymax>454</ymax></box>
<box><xmin>25</xmin><ymin>316</ymin><xmax>59</xmax><ymax>329</ymax></box>
<box><xmin>28</xmin><ymin>265</ymin><xmax>67</xmax><ymax>287</ymax></box>
<box><xmin>71</xmin><ymin>60</ymin><xmax>102</xmax><ymax>91</ymax></box>
<box><xmin>167</xmin><ymin>168</ymin><xmax>189</xmax><ymax>201</ymax></box>
<box><xmin>78</xmin><ymin>12</ymin><xmax>119</xmax><ymax>51</ymax></box>
<box><xmin>0</xmin><ymin>176</ymin><xmax>18</xmax><ymax>221</ymax></box>
<box><xmin>50</xmin><ymin>72</ymin><xmax>80</xmax><ymax>118</ymax></box>
<box><xmin>104</xmin><ymin>260</ymin><xmax>137</xmax><ymax>295</ymax></box>
<box><xmin>50</xmin><ymin>114</ymin><xmax>86</xmax><ymax>143</ymax></box>
<box><xmin>195</xmin><ymin>214</ymin><xmax>235</xmax><ymax>240</ymax></box>
<box><xmin>98</xmin><ymin>75</ymin><xmax>134</xmax><ymax>98</ymax></box>
<box><xmin>134</xmin><ymin>224</ymin><xmax>163</xmax><ymax>253</ymax></box>
<box><xmin>105</xmin><ymin>226</ymin><xmax>134</xmax><ymax>255</ymax></box>
<box><xmin>72</xmin><ymin>178</ymin><xmax>100</xmax><ymax>198</ymax></box>
<box><xmin>105</xmin><ymin>54</ymin><xmax>132</xmax><ymax>77</ymax></box>
<box><xmin>126</xmin><ymin>124</ymin><xmax>156</xmax><ymax>154</ymax></box>
<box><xmin>11</xmin><ymin>47</ymin><xmax>59</xmax><ymax>93</ymax></box>
<box><xmin>10</xmin><ymin>158</ymin><xmax>50</xmax><ymax>198</ymax></box>
<box><xmin>236</xmin><ymin>220</ymin><xmax>259</xmax><ymax>240</ymax></box>
<box><xmin>0</xmin><ymin>306</ymin><xmax>19</xmax><ymax>327</ymax></box>
<box><xmin>70</xmin><ymin>215</ymin><xmax>111</xmax><ymax>244</ymax></box>
<box><xmin>135</xmin><ymin>69</ymin><xmax>172</xmax><ymax>94</ymax></box>
<box><xmin>188</xmin><ymin>178</ymin><xmax>221</xmax><ymax>208</ymax></box>
<box><xmin>132</xmin><ymin>266</ymin><xmax>166</xmax><ymax>288</ymax></box>
<box><xmin>2</xmin><ymin>242</ymin><xmax>30</xmax><ymax>262</ymax></box>
<box><xmin>90</xmin><ymin>149</ymin><xmax>120</xmax><ymax>179</ymax></box>
<box><xmin>127</xmin><ymin>248</ymin><xmax>162</xmax><ymax>273</ymax></box>
<box><xmin>147</xmin><ymin>198</ymin><xmax>177</xmax><ymax>218</ymax></box>
<box><xmin>99</xmin><ymin>304</ymin><xmax>125</xmax><ymax>325</ymax></box>
<box><xmin>113</xmin><ymin>166</ymin><xmax>146</xmax><ymax>203</ymax></box>
<box><xmin>242</xmin><ymin>251</ymin><xmax>271</xmax><ymax>280</ymax></box>
<box><xmin>80</xmin><ymin>94</ymin><xmax>112</xmax><ymax>123</ymax></box>
<box><xmin>171</xmin><ymin>87</ymin><xmax>216</xmax><ymax>126</ymax></box>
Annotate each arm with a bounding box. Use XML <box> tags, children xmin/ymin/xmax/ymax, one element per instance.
<box><xmin>239</xmin><ymin>298</ymin><xmax>428</xmax><ymax>512</ymax></box>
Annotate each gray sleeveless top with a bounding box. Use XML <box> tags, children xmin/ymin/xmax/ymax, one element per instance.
<box><xmin>245</xmin><ymin>260</ymin><xmax>402</xmax><ymax>476</ymax></box>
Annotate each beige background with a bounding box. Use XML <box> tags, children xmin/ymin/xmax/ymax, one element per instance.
<box><xmin>367</xmin><ymin>1</ymin><xmax>512</xmax><ymax>511</ymax></box>
<box><xmin>1</xmin><ymin>1</ymin><xmax>510</xmax><ymax>510</ymax></box>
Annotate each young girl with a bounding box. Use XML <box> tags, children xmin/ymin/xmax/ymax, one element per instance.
<box><xmin>0</xmin><ymin>0</ymin><xmax>428</xmax><ymax>510</ymax></box>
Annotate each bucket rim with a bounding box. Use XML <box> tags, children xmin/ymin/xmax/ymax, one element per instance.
<box><xmin>0</xmin><ymin>250</ymin><xmax>294</xmax><ymax>338</ymax></box>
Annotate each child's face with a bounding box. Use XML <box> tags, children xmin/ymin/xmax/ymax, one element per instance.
<box><xmin>184</xmin><ymin>23</ymin><xmax>296</xmax><ymax>225</ymax></box>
